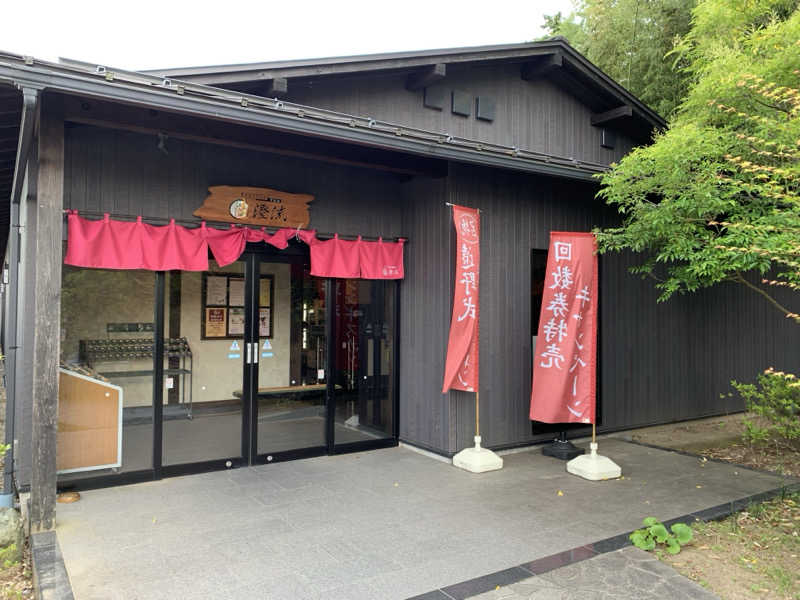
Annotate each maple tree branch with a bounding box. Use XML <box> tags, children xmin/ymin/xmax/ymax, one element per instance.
<box><xmin>735</xmin><ymin>272</ymin><xmax>796</xmax><ymax>319</ymax></box>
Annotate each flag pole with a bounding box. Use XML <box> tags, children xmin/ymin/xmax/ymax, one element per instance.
<box><xmin>446</xmin><ymin>201</ymin><xmax>483</xmax><ymax>441</ymax></box>
<box><xmin>446</xmin><ymin>202</ymin><xmax>501</xmax><ymax>473</ymax></box>
<box><xmin>475</xmin><ymin>390</ymin><xmax>479</xmax><ymax>437</ymax></box>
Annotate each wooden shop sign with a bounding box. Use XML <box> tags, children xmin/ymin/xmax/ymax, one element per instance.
<box><xmin>194</xmin><ymin>186</ymin><xmax>313</xmax><ymax>228</ymax></box>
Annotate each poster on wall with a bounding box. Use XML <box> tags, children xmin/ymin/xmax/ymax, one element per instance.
<box><xmin>259</xmin><ymin>308</ymin><xmax>271</xmax><ymax>337</ymax></box>
<box><xmin>228</xmin><ymin>307</ymin><xmax>245</xmax><ymax>336</ymax></box>
<box><xmin>201</xmin><ymin>272</ymin><xmax>274</xmax><ymax>340</ymax></box>
<box><xmin>205</xmin><ymin>308</ymin><xmax>227</xmax><ymax>337</ymax></box>
<box><xmin>206</xmin><ymin>276</ymin><xmax>228</xmax><ymax>306</ymax></box>
<box><xmin>259</xmin><ymin>283</ymin><xmax>271</xmax><ymax>307</ymax></box>
<box><xmin>228</xmin><ymin>278</ymin><xmax>245</xmax><ymax>307</ymax></box>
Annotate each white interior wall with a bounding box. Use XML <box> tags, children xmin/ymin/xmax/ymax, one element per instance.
<box><xmin>61</xmin><ymin>261</ymin><xmax>292</xmax><ymax>409</ymax></box>
<box><xmin>179</xmin><ymin>262</ymin><xmax>290</xmax><ymax>405</ymax></box>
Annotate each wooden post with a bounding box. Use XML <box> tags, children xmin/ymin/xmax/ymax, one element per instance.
<box><xmin>30</xmin><ymin>95</ymin><xmax>63</xmax><ymax>533</ymax></box>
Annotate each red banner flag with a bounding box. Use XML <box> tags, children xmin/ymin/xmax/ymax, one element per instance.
<box><xmin>442</xmin><ymin>205</ymin><xmax>480</xmax><ymax>393</ymax></box>
<box><xmin>530</xmin><ymin>232</ymin><xmax>598</xmax><ymax>424</ymax></box>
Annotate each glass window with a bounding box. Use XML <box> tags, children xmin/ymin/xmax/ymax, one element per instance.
<box><xmin>257</xmin><ymin>260</ymin><xmax>327</xmax><ymax>455</ymax></box>
<box><xmin>58</xmin><ymin>266</ymin><xmax>156</xmax><ymax>482</ymax></box>
<box><xmin>332</xmin><ymin>279</ymin><xmax>396</xmax><ymax>446</ymax></box>
<box><xmin>162</xmin><ymin>262</ymin><xmax>245</xmax><ymax>466</ymax></box>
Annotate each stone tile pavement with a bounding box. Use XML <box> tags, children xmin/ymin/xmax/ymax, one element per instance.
<box><xmin>466</xmin><ymin>547</ymin><xmax>718</xmax><ymax>600</ymax></box>
<box><xmin>54</xmin><ymin>439</ymin><xmax>795</xmax><ymax>599</ymax></box>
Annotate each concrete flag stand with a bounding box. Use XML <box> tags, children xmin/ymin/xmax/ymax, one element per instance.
<box><xmin>453</xmin><ymin>435</ymin><xmax>503</xmax><ymax>473</ymax></box>
<box><xmin>566</xmin><ymin>441</ymin><xmax>621</xmax><ymax>481</ymax></box>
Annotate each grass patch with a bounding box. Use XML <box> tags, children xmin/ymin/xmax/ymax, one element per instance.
<box><xmin>661</xmin><ymin>492</ymin><xmax>800</xmax><ymax>600</ymax></box>
<box><xmin>0</xmin><ymin>539</ymin><xmax>32</xmax><ymax>599</ymax></box>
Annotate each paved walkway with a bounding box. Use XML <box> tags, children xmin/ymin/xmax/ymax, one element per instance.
<box><xmin>55</xmin><ymin>439</ymin><xmax>795</xmax><ymax>599</ymax></box>
<box><xmin>466</xmin><ymin>547</ymin><xmax>718</xmax><ymax>600</ymax></box>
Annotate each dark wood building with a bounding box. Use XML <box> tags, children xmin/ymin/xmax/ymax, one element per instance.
<box><xmin>0</xmin><ymin>41</ymin><xmax>796</xmax><ymax>531</ymax></box>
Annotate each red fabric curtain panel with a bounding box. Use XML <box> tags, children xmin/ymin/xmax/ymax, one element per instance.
<box><xmin>203</xmin><ymin>224</ymin><xmax>247</xmax><ymax>267</ymax></box>
<box><xmin>204</xmin><ymin>225</ymin><xmax>319</xmax><ymax>265</ymax></box>
<box><xmin>65</xmin><ymin>212</ymin><xmax>209</xmax><ymax>271</ymax></box>
<box><xmin>309</xmin><ymin>234</ymin><xmax>361</xmax><ymax>278</ymax></box>
<box><xmin>142</xmin><ymin>219</ymin><xmax>208</xmax><ymax>271</ymax></box>
<box><xmin>358</xmin><ymin>238</ymin><xmax>405</xmax><ymax>279</ymax></box>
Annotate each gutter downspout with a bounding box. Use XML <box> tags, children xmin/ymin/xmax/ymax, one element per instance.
<box><xmin>1</xmin><ymin>87</ymin><xmax>39</xmax><ymax>507</ymax></box>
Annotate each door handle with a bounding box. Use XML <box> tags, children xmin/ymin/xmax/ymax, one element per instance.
<box><xmin>253</xmin><ymin>342</ymin><xmax>259</xmax><ymax>364</ymax></box>
<box><xmin>246</xmin><ymin>341</ymin><xmax>252</xmax><ymax>364</ymax></box>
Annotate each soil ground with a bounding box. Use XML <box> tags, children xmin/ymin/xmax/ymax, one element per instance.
<box><xmin>622</xmin><ymin>413</ymin><xmax>800</xmax><ymax>477</ymax></box>
<box><xmin>620</xmin><ymin>414</ymin><xmax>800</xmax><ymax>600</ymax></box>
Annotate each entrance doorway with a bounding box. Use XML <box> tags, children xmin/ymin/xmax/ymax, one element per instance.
<box><xmin>163</xmin><ymin>248</ymin><xmax>399</xmax><ymax>471</ymax></box>
<box><xmin>57</xmin><ymin>242</ymin><xmax>399</xmax><ymax>487</ymax></box>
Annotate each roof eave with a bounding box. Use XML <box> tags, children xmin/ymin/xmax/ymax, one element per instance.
<box><xmin>0</xmin><ymin>55</ymin><xmax>608</xmax><ymax>183</ymax></box>
<box><xmin>140</xmin><ymin>39</ymin><xmax>665</xmax><ymax>131</ymax></box>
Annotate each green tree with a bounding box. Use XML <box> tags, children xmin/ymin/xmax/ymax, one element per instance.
<box><xmin>542</xmin><ymin>0</ymin><xmax>695</xmax><ymax>119</ymax></box>
<box><xmin>595</xmin><ymin>0</ymin><xmax>800</xmax><ymax>321</ymax></box>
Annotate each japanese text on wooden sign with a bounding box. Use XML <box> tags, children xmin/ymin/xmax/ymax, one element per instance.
<box><xmin>193</xmin><ymin>186</ymin><xmax>313</xmax><ymax>228</ymax></box>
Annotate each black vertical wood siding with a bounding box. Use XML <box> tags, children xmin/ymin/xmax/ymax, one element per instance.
<box><xmin>397</xmin><ymin>176</ymin><xmax>452</xmax><ymax>452</ymax></box>
<box><xmin>59</xmin><ymin>125</ymin><xmax>800</xmax><ymax>458</ymax></box>
<box><xmin>63</xmin><ymin>125</ymin><xmax>405</xmax><ymax>237</ymax></box>
<box><xmin>285</xmin><ymin>64</ymin><xmax>634</xmax><ymax>168</ymax></box>
<box><xmin>440</xmin><ymin>162</ymin><xmax>800</xmax><ymax>452</ymax></box>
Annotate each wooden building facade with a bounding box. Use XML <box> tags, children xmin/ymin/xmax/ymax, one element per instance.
<box><xmin>0</xmin><ymin>41</ymin><xmax>797</xmax><ymax>531</ymax></box>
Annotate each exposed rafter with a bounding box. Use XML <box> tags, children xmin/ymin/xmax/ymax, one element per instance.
<box><xmin>405</xmin><ymin>63</ymin><xmax>446</xmax><ymax>91</ymax></box>
<box><xmin>263</xmin><ymin>77</ymin><xmax>288</xmax><ymax>98</ymax></box>
<box><xmin>520</xmin><ymin>52</ymin><xmax>563</xmax><ymax>80</ymax></box>
<box><xmin>591</xmin><ymin>105</ymin><xmax>633</xmax><ymax>126</ymax></box>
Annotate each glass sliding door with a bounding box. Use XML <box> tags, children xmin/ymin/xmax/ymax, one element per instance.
<box><xmin>161</xmin><ymin>260</ymin><xmax>247</xmax><ymax>468</ymax></box>
<box><xmin>255</xmin><ymin>256</ymin><xmax>328</xmax><ymax>459</ymax></box>
<box><xmin>59</xmin><ymin>248</ymin><xmax>400</xmax><ymax>487</ymax></box>
<box><xmin>58</xmin><ymin>266</ymin><xmax>156</xmax><ymax>483</ymax></box>
<box><xmin>331</xmin><ymin>279</ymin><xmax>397</xmax><ymax>448</ymax></box>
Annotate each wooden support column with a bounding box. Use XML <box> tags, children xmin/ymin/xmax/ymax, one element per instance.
<box><xmin>30</xmin><ymin>95</ymin><xmax>63</xmax><ymax>533</ymax></box>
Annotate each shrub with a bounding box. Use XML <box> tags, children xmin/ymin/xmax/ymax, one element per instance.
<box><xmin>731</xmin><ymin>369</ymin><xmax>800</xmax><ymax>444</ymax></box>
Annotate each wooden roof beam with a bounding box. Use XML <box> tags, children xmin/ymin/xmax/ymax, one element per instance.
<box><xmin>591</xmin><ymin>105</ymin><xmax>633</xmax><ymax>126</ymax></box>
<box><xmin>520</xmin><ymin>52</ymin><xmax>563</xmax><ymax>80</ymax></box>
<box><xmin>405</xmin><ymin>63</ymin><xmax>446</xmax><ymax>91</ymax></box>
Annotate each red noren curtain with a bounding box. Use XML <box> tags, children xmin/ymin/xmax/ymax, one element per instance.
<box><xmin>64</xmin><ymin>211</ymin><xmax>404</xmax><ymax>279</ymax></box>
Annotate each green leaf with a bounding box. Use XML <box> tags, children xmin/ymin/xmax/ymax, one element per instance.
<box><xmin>630</xmin><ymin>531</ymin><xmax>646</xmax><ymax>545</ymax></box>
<box><xmin>634</xmin><ymin>536</ymin><xmax>656</xmax><ymax>551</ymax></box>
<box><xmin>642</xmin><ymin>517</ymin><xmax>660</xmax><ymax>527</ymax></box>
<box><xmin>630</xmin><ymin>530</ymin><xmax>656</xmax><ymax>551</ymax></box>
<box><xmin>665</xmin><ymin>537</ymin><xmax>682</xmax><ymax>554</ymax></box>
<box><xmin>649</xmin><ymin>524</ymin><xmax>669</xmax><ymax>543</ymax></box>
<box><xmin>671</xmin><ymin>523</ymin><xmax>694</xmax><ymax>545</ymax></box>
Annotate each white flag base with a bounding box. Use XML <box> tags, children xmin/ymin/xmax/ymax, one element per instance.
<box><xmin>566</xmin><ymin>442</ymin><xmax>621</xmax><ymax>481</ymax></box>
<box><xmin>452</xmin><ymin>436</ymin><xmax>504</xmax><ymax>473</ymax></box>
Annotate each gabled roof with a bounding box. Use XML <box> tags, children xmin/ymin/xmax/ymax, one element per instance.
<box><xmin>0</xmin><ymin>49</ymin><xmax>620</xmax><ymax>184</ymax></box>
<box><xmin>144</xmin><ymin>39</ymin><xmax>666</xmax><ymax>134</ymax></box>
